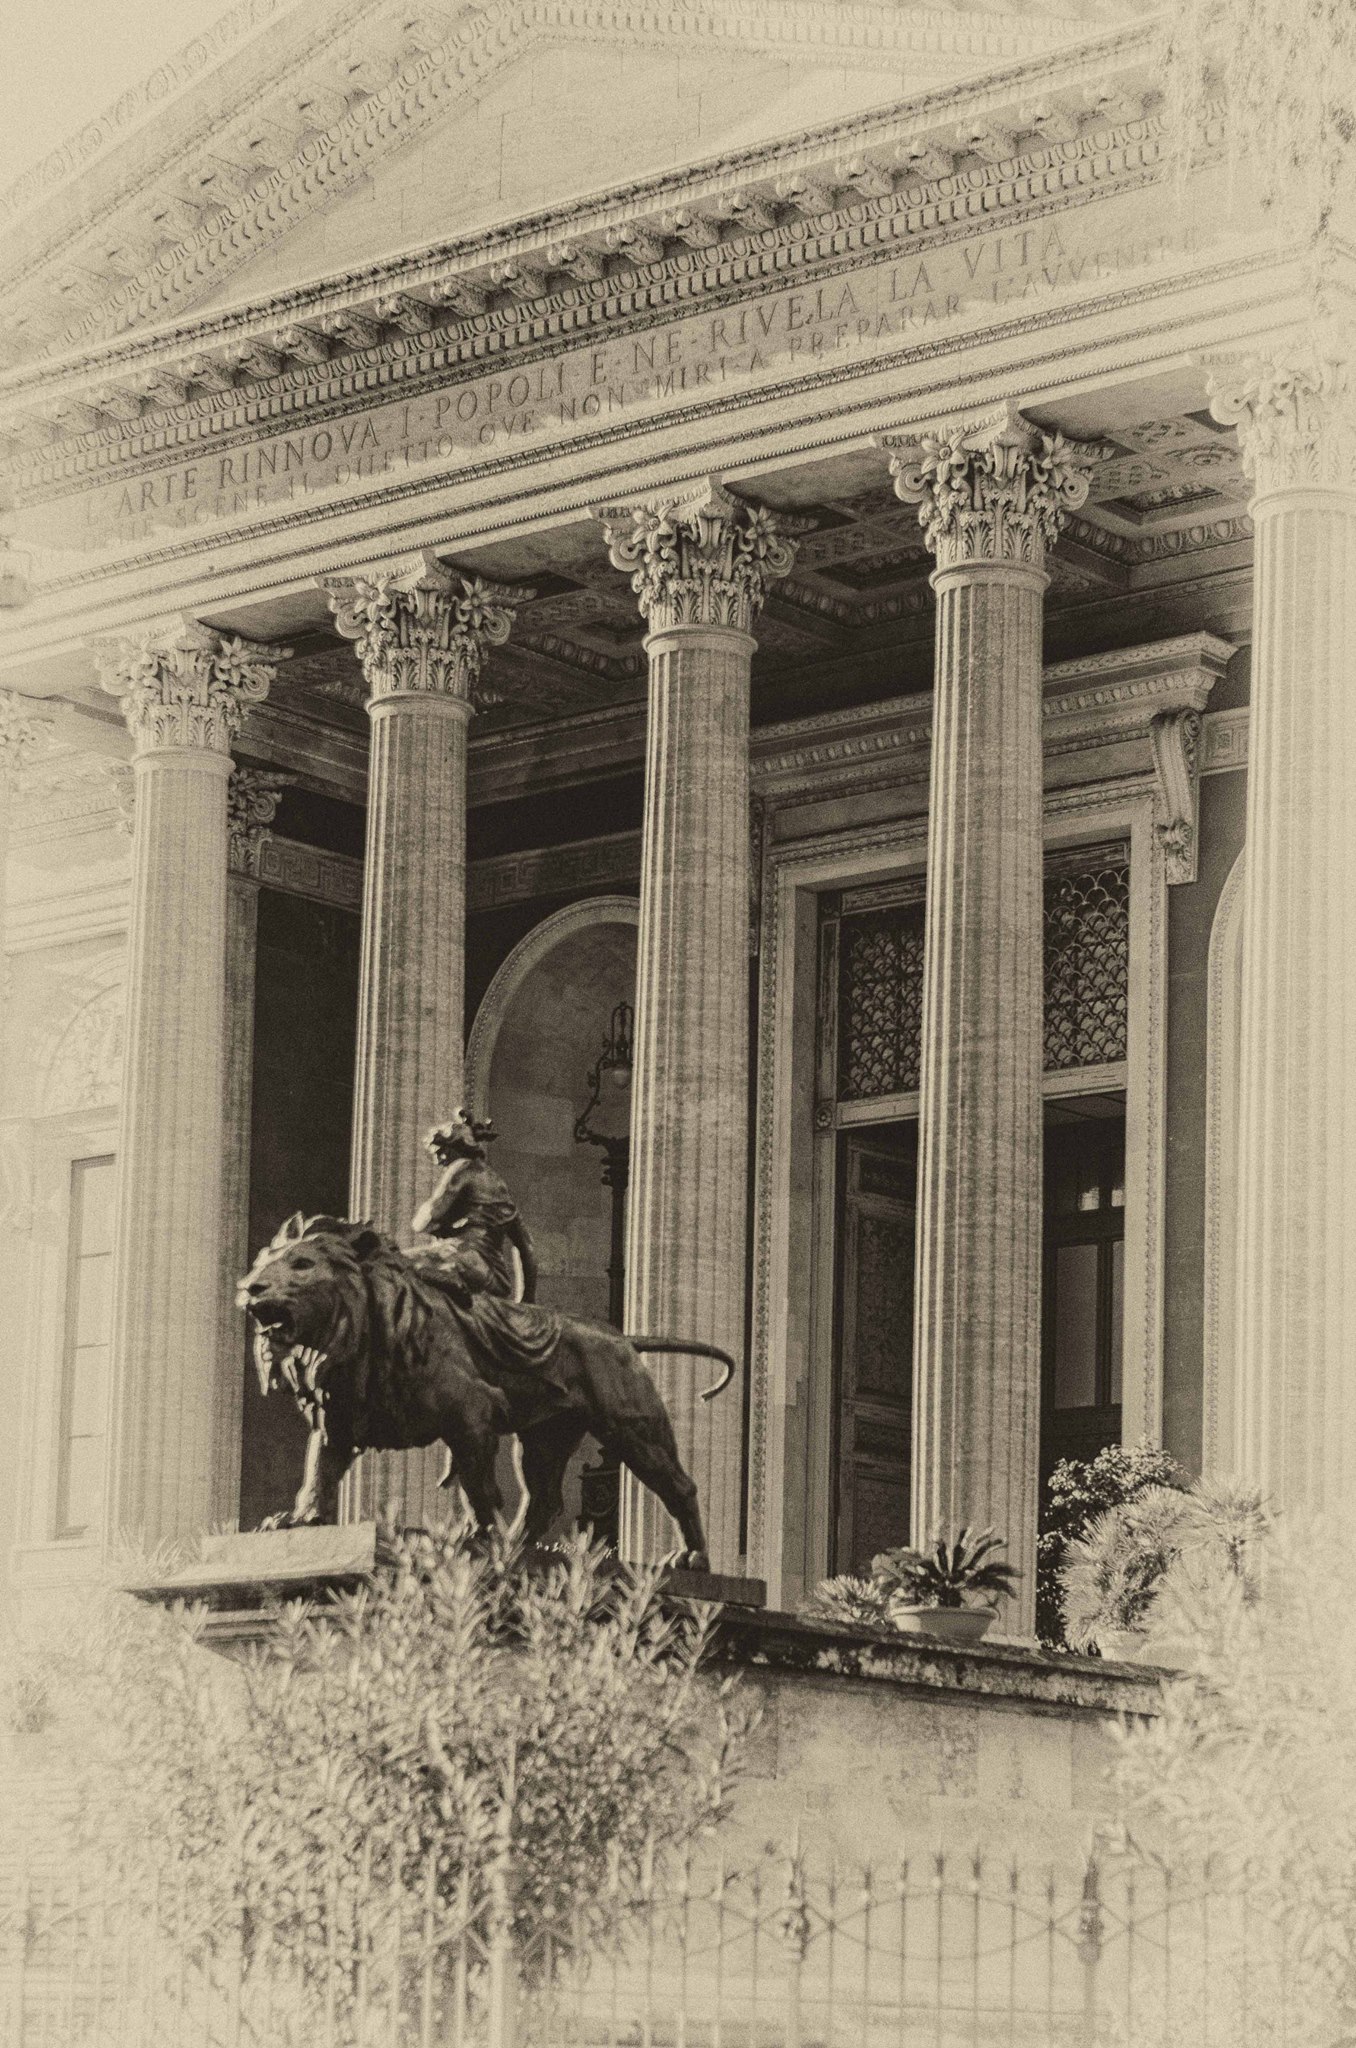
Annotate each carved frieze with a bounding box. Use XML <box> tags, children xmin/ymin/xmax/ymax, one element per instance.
<box><xmin>881</xmin><ymin>403</ymin><xmax>1096</xmax><ymax>569</ymax></box>
<box><xmin>98</xmin><ymin>619</ymin><xmax>288</xmax><ymax>755</ymax></box>
<box><xmin>595</xmin><ymin>479</ymin><xmax>800</xmax><ymax>634</ymax></box>
<box><xmin>323</xmin><ymin>554</ymin><xmax>533</xmax><ymax>705</ymax></box>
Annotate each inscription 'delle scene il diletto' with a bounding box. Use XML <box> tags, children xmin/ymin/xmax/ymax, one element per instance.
<box><xmin>41</xmin><ymin>196</ymin><xmax>1184</xmax><ymax>553</ymax></box>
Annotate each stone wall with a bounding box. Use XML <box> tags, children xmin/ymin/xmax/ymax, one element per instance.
<box><xmin>712</xmin><ymin>1614</ymin><xmax>1155</xmax><ymax>1867</ymax></box>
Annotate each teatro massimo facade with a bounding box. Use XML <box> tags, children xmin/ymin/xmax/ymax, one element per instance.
<box><xmin>1</xmin><ymin>0</ymin><xmax>1352</xmax><ymax>1635</ymax></box>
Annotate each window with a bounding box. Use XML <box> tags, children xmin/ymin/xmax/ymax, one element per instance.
<box><xmin>56</xmin><ymin>1155</ymin><xmax>115</xmax><ymax>1539</ymax></box>
<box><xmin>1042</xmin><ymin>1110</ymin><xmax>1125</xmax><ymax>1477</ymax></box>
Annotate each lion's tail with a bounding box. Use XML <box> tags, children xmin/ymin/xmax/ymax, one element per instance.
<box><xmin>626</xmin><ymin>1336</ymin><xmax>737</xmax><ymax>1402</ymax></box>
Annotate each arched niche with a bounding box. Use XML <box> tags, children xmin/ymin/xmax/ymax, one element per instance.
<box><xmin>466</xmin><ymin>897</ymin><xmax>638</xmax><ymax>1323</ymax></box>
<box><xmin>1203</xmin><ymin>850</ymin><xmax>1245</xmax><ymax>1475</ymax></box>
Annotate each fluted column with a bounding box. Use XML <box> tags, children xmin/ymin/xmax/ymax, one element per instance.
<box><xmin>218</xmin><ymin>768</ymin><xmax>291</xmax><ymax>1522</ymax></box>
<box><xmin>0</xmin><ymin>691</ymin><xmax>52</xmax><ymax>991</ymax></box>
<box><xmin>596</xmin><ymin>481</ymin><xmax>797</xmax><ymax>1570</ymax></box>
<box><xmin>1207</xmin><ymin>347</ymin><xmax>1356</xmax><ymax>1511</ymax></box>
<box><xmin>885</xmin><ymin>408</ymin><xmax>1093</xmax><ymax>1634</ymax></box>
<box><xmin>98</xmin><ymin>623</ymin><xmax>285</xmax><ymax>1545</ymax></box>
<box><xmin>324</xmin><ymin>554</ymin><xmax>530</xmax><ymax>1525</ymax></box>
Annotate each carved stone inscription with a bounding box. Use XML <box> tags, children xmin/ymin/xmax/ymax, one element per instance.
<box><xmin>30</xmin><ymin>188</ymin><xmax>1186</xmax><ymax>555</ymax></box>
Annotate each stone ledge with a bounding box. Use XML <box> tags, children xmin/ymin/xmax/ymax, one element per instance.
<box><xmin>710</xmin><ymin>1609</ymin><xmax>1164</xmax><ymax>1721</ymax></box>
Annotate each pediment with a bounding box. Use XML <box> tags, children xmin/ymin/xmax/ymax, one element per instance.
<box><xmin>0</xmin><ymin>0</ymin><xmax>1121</xmax><ymax>368</ymax></box>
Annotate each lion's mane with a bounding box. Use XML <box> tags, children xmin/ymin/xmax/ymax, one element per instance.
<box><xmin>244</xmin><ymin>1214</ymin><xmax>460</xmax><ymax>1447</ymax></box>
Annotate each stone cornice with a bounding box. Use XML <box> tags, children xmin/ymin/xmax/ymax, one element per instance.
<box><xmin>2</xmin><ymin>2</ymin><xmax>1131</xmax><ymax>378</ymax></box>
<box><xmin>751</xmin><ymin>632</ymin><xmax>1233</xmax><ymax>798</ymax></box>
<box><xmin>0</xmin><ymin>19</ymin><xmax>1165</xmax><ymax>445</ymax></box>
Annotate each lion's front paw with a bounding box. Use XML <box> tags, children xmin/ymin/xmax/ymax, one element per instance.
<box><xmin>258</xmin><ymin>1505</ymin><xmax>323</xmax><ymax>1532</ymax></box>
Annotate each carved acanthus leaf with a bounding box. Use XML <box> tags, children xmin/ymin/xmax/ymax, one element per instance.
<box><xmin>0</xmin><ymin>689</ymin><xmax>56</xmax><ymax>792</ymax></box>
<box><xmin>1206</xmin><ymin>347</ymin><xmax>1356</xmax><ymax>496</ymax></box>
<box><xmin>881</xmin><ymin>404</ymin><xmax>1096</xmax><ymax>570</ymax></box>
<box><xmin>97</xmin><ymin>619</ymin><xmax>289</xmax><ymax>755</ymax></box>
<box><xmin>228</xmin><ymin>767</ymin><xmax>295</xmax><ymax>876</ymax></box>
<box><xmin>593</xmin><ymin>478</ymin><xmax>802</xmax><ymax>634</ymax></box>
<box><xmin>323</xmin><ymin>554</ymin><xmax>534</xmax><ymax>705</ymax></box>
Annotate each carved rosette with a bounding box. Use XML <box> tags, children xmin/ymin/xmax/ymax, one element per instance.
<box><xmin>1207</xmin><ymin>349</ymin><xmax>1356</xmax><ymax>497</ymax></box>
<box><xmin>882</xmin><ymin>404</ymin><xmax>1095</xmax><ymax>570</ymax></box>
<box><xmin>227</xmin><ymin>767</ymin><xmax>294</xmax><ymax>878</ymax></box>
<box><xmin>98</xmin><ymin>620</ymin><xmax>288</xmax><ymax>755</ymax></box>
<box><xmin>0</xmin><ymin>688</ymin><xmax>54</xmax><ymax>792</ymax></box>
<box><xmin>323</xmin><ymin>554</ymin><xmax>534</xmax><ymax>706</ymax></box>
<box><xmin>594</xmin><ymin>478</ymin><xmax>799</xmax><ymax>634</ymax></box>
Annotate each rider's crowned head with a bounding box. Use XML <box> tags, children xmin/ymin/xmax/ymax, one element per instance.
<box><xmin>425</xmin><ymin>1108</ymin><xmax>497</xmax><ymax>1166</ymax></box>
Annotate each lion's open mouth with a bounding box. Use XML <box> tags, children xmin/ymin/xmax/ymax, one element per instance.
<box><xmin>250</xmin><ymin>1304</ymin><xmax>295</xmax><ymax>1344</ymax></box>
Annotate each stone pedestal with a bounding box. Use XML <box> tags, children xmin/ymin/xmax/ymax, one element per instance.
<box><xmin>99</xmin><ymin>625</ymin><xmax>284</xmax><ymax>1545</ymax></box>
<box><xmin>597</xmin><ymin>482</ymin><xmax>797</xmax><ymax>1571</ymax></box>
<box><xmin>324</xmin><ymin>557</ymin><xmax>530</xmax><ymax>1526</ymax></box>
<box><xmin>1208</xmin><ymin>349</ymin><xmax>1356</xmax><ymax>1510</ymax></box>
<box><xmin>886</xmin><ymin>409</ymin><xmax>1092</xmax><ymax>1636</ymax></box>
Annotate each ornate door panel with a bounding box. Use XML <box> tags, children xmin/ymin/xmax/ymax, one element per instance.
<box><xmin>835</xmin><ymin>1135</ymin><xmax>917</xmax><ymax>1574</ymax></box>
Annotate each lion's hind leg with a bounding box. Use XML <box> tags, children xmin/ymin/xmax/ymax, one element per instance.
<box><xmin>604</xmin><ymin>1403</ymin><xmax>709</xmax><ymax>1572</ymax></box>
<box><xmin>518</xmin><ymin>1415</ymin><xmax>589</xmax><ymax>1545</ymax></box>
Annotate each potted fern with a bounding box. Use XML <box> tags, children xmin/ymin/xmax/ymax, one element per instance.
<box><xmin>871</xmin><ymin>1527</ymin><xmax>1018</xmax><ymax>1643</ymax></box>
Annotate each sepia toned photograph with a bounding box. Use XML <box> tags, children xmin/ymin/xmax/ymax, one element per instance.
<box><xmin>0</xmin><ymin>0</ymin><xmax>1351</xmax><ymax>2039</ymax></box>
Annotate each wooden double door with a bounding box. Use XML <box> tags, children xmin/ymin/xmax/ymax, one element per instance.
<box><xmin>832</xmin><ymin>1109</ymin><xmax>1126</xmax><ymax>1576</ymax></box>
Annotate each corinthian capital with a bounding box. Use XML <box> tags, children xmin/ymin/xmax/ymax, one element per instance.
<box><xmin>227</xmin><ymin>767</ymin><xmax>294</xmax><ymax>877</ymax></box>
<box><xmin>0</xmin><ymin>689</ymin><xmax>55</xmax><ymax>793</ymax></box>
<box><xmin>1206</xmin><ymin>347</ymin><xmax>1356</xmax><ymax>496</ymax></box>
<box><xmin>593</xmin><ymin>478</ymin><xmax>800</xmax><ymax>634</ymax></box>
<box><xmin>323</xmin><ymin>554</ymin><xmax>534</xmax><ymax>707</ymax></box>
<box><xmin>881</xmin><ymin>404</ymin><xmax>1095</xmax><ymax>571</ymax></box>
<box><xmin>98</xmin><ymin>620</ymin><xmax>289</xmax><ymax>756</ymax></box>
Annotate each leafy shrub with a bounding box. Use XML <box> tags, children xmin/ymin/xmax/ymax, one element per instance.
<box><xmin>1037</xmin><ymin>1440</ymin><xmax>1184</xmax><ymax>1648</ymax></box>
<box><xmin>798</xmin><ymin>1574</ymin><xmax>890</xmax><ymax>1628</ymax></box>
<box><xmin>1112</xmin><ymin>1514</ymin><xmax>1356</xmax><ymax>2045</ymax></box>
<box><xmin>1061</xmin><ymin>1477</ymin><xmax>1270</xmax><ymax>1656</ymax></box>
<box><xmin>2</xmin><ymin>1523</ymin><xmax>753</xmax><ymax>1996</ymax></box>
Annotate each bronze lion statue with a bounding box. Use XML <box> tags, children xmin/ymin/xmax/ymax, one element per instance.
<box><xmin>238</xmin><ymin>1213</ymin><xmax>733</xmax><ymax>1568</ymax></box>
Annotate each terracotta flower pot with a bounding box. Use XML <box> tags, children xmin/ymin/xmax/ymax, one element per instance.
<box><xmin>889</xmin><ymin>1605</ymin><xmax>996</xmax><ymax>1644</ymax></box>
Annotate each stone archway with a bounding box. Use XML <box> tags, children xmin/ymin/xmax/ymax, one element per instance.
<box><xmin>466</xmin><ymin>897</ymin><xmax>638</xmax><ymax>1323</ymax></box>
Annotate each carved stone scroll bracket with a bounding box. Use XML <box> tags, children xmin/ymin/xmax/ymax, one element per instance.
<box><xmin>1149</xmin><ymin>707</ymin><xmax>1205</xmax><ymax>885</ymax></box>
<box><xmin>1205</xmin><ymin>344</ymin><xmax>1356</xmax><ymax>497</ymax></box>
<box><xmin>96</xmin><ymin>617</ymin><xmax>290</xmax><ymax>755</ymax></box>
<box><xmin>879</xmin><ymin>402</ymin><xmax>1097</xmax><ymax>571</ymax></box>
<box><xmin>0</xmin><ymin>689</ymin><xmax>56</xmax><ymax>792</ymax></box>
<box><xmin>227</xmin><ymin>766</ymin><xmax>295</xmax><ymax>878</ymax></box>
<box><xmin>322</xmin><ymin>552</ymin><xmax>535</xmax><ymax>706</ymax></box>
<box><xmin>592</xmin><ymin>477</ymin><xmax>804</xmax><ymax>634</ymax></box>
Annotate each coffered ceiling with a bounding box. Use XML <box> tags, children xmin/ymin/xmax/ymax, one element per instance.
<box><xmin>263</xmin><ymin>398</ymin><xmax>1250</xmax><ymax>749</ymax></box>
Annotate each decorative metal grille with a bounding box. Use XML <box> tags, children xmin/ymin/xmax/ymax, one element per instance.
<box><xmin>835</xmin><ymin>855</ymin><xmax>1130</xmax><ymax>1101</ymax></box>
<box><xmin>837</xmin><ymin>901</ymin><xmax>927</xmax><ymax>1100</ymax></box>
<box><xmin>1043</xmin><ymin>860</ymin><xmax>1130</xmax><ymax>1071</ymax></box>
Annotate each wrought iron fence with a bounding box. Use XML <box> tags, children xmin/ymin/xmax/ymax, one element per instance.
<box><xmin>1</xmin><ymin>1844</ymin><xmax>1296</xmax><ymax>2048</ymax></box>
